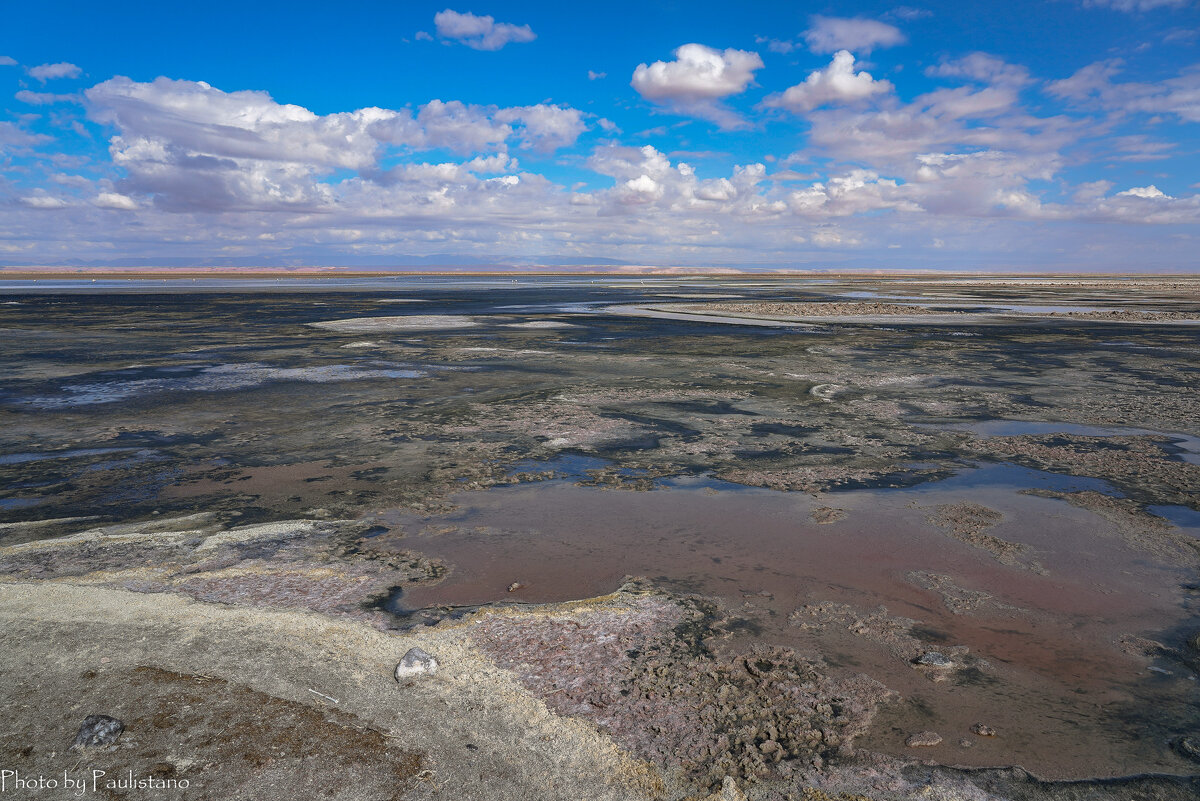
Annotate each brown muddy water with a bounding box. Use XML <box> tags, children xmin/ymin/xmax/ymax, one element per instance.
<box><xmin>1</xmin><ymin>274</ymin><xmax>1198</xmax><ymax>788</ymax></box>
<box><xmin>378</xmin><ymin>470</ymin><xmax>1196</xmax><ymax>779</ymax></box>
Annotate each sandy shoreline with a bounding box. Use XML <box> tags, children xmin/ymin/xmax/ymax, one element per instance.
<box><xmin>611</xmin><ymin>302</ymin><xmax>1200</xmax><ymax>326</ymax></box>
<box><xmin>0</xmin><ymin>581</ymin><xmax>661</xmax><ymax>801</ymax></box>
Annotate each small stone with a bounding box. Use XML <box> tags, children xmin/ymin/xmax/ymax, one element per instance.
<box><xmin>506</xmin><ymin>582</ymin><xmax>525</xmax><ymax>592</ymax></box>
<box><xmin>703</xmin><ymin>776</ymin><xmax>747</xmax><ymax>801</ymax></box>
<box><xmin>394</xmin><ymin>647</ymin><xmax>438</xmax><ymax>680</ymax></box>
<box><xmin>71</xmin><ymin>715</ymin><xmax>124</xmax><ymax>750</ymax></box>
<box><xmin>1172</xmin><ymin>735</ymin><xmax>1200</xmax><ymax>763</ymax></box>
<box><xmin>971</xmin><ymin>723</ymin><xmax>997</xmax><ymax>737</ymax></box>
<box><xmin>915</xmin><ymin>652</ymin><xmax>954</xmax><ymax>668</ymax></box>
<box><xmin>958</xmin><ymin>738</ymin><xmax>973</xmax><ymax>748</ymax></box>
<box><xmin>906</xmin><ymin>731</ymin><xmax>943</xmax><ymax>748</ymax></box>
<box><xmin>99</xmin><ymin>657</ymin><xmax>111</xmax><ymax>664</ymax></box>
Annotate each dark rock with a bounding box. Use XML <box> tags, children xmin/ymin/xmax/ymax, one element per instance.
<box><xmin>71</xmin><ymin>715</ymin><xmax>124</xmax><ymax>749</ymax></box>
<box><xmin>1173</xmin><ymin>735</ymin><xmax>1200</xmax><ymax>763</ymax></box>
<box><xmin>915</xmin><ymin>651</ymin><xmax>954</xmax><ymax>668</ymax></box>
<box><xmin>971</xmin><ymin>722</ymin><xmax>997</xmax><ymax>737</ymax></box>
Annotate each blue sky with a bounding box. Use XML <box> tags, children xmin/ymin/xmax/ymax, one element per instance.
<box><xmin>2</xmin><ymin>0</ymin><xmax>1198</xmax><ymax>270</ymax></box>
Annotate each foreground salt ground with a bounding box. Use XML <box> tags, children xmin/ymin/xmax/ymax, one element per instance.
<box><xmin>0</xmin><ymin>511</ymin><xmax>1198</xmax><ymax>800</ymax></box>
<box><xmin>3</xmin><ymin>577</ymin><xmax>1197</xmax><ymax>801</ymax></box>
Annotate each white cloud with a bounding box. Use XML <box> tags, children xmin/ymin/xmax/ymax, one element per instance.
<box><xmin>799</xmin><ymin>78</ymin><xmax>1057</xmax><ymax>170</ymax></box>
<box><xmin>1116</xmin><ymin>185</ymin><xmax>1172</xmax><ymax>198</ymax></box>
<box><xmin>787</xmin><ymin>169</ymin><xmax>917</xmax><ymax>216</ymax></box>
<box><xmin>15</xmin><ymin>89</ymin><xmax>78</xmax><ymax>105</ymax></box>
<box><xmin>79</xmin><ymin>77</ymin><xmax>587</xmax><ymax>213</ymax></box>
<box><xmin>889</xmin><ymin>6</ymin><xmax>934</xmax><ymax>20</ymax></box>
<box><xmin>631</xmin><ymin>43</ymin><xmax>764</xmax><ymax>128</ymax></box>
<box><xmin>433</xmin><ymin>9</ymin><xmax>536</xmax><ymax>51</ymax></box>
<box><xmin>29</xmin><ymin>62</ymin><xmax>81</xmax><ymax>81</ymax></box>
<box><xmin>494</xmin><ymin>104</ymin><xmax>587</xmax><ymax>152</ymax></box>
<box><xmin>632</xmin><ymin>44</ymin><xmax>763</xmax><ymax>102</ymax></box>
<box><xmin>755</xmin><ymin>37</ymin><xmax>798</xmax><ymax>54</ymax></box>
<box><xmin>463</xmin><ymin>153</ymin><xmax>517</xmax><ymax>173</ymax></box>
<box><xmin>1081</xmin><ymin>0</ymin><xmax>1189</xmax><ymax>11</ymax></box>
<box><xmin>0</xmin><ymin>120</ymin><xmax>52</xmax><ymax>150</ymax></box>
<box><xmin>926</xmin><ymin>53</ymin><xmax>1031</xmax><ymax>87</ymax></box>
<box><xmin>1047</xmin><ymin>60</ymin><xmax>1200</xmax><ymax>122</ymax></box>
<box><xmin>803</xmin><ymin>16</ymin><xmax>905</xmax><ymax>54</ymax></box>
<box><xmin>6</xmin><ymin>60</ymin><xmax>1199</xmax><ymax>271</ymax></box>
<box><xmin>1073</xmin><ymin>180</ymin><xmax>1114</xmax><ymax>202</ymax></box>
<box><xmin>19</xmin><ymin>194</ymin><xmax>70</xmax><ymax>209</ymax></box>
<box><xmin>588</xmin><ymin>70</ymin><xmax>606</xmax><ymax>80</ymax></box>
<box><xmin>763</xmin><ymin>51</ymin><xmax>892</xmax><ymax>113</ymax></box>
<box><xmin>87</xmin><ymin>77</ymin><xmax>394</xmax><ymax>171</ymax></box>
<box><xmin>93</xmin><ymin>192</ymin><xmax>139</xmax><ymax>210</ymax></box>
<box><xmin>622</xmin><ymin>174</ymin><xmax>664</xmax><ymax>203</ymax></box>
<box><xmin>0</xmin><ymin>56</ymin><xmax>16</xmax><ymax>67</ymax></box>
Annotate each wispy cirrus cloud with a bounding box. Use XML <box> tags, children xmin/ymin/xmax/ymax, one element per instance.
<box><xmin>1081</xmin><ymin>0</ymin><xmax>1191</xmax><ymax>12</ymax></box>
<box><xmin>803</xmin><ymin>16</ymin><xmax>906</xmax><ymax>54</ymax></box>
<box><xmin>1047</xmin><ymin>59</ymin><xmax>1200</xmax><ymax>122</ymax></box>
<box><xmin>28</xmin><ymin>62</ymin><xmax>81</xmax><ymax>81</ymax></box>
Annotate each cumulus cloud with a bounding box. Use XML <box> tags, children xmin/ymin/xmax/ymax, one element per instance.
<box><xmin>87</xmin><ymin>77</ymin><xmax>394</xmax><ymax>171</ymax></box>
<box><xmin>92</xmin><ymin>192</ymin><xmax>139</xmax><ymax>210</ymax></box>
<box><xmin>787</xmin><ymin>169</ymin><xmax>917</xmax><ymax>216</ymax></box>
<box><xmin>29</xmin><ymin>62</ymin><xmax>81</xmax><ymax>81</ymax></box>
<box><xmin>803</xmin><ymin>16</ymin><xmax>905</xmax><ymax>54</ymax></box>
<box><xmin>763</xmin><ymin>51</ymin><xmax>892</xmax><ymax>113</ymax></box>
<box><xmin>494</xmin><ymin>104</ymin><xmax>587</xmax><ymax>152</ymax></box>
<box><xmin>19</xmin><ymin>193</ymin><xmax>70</xmax><ymax>209</ymax></box>
<box><xmin>78</xmin><ymin>77</ymin><xmax>587</xmax><ymax>213</ymax></box>
<box><xmin>6</xmin><ymin>56</ymin><xmax>1199</xmax><ymax>271</ymax></box>
<box><xmin>1116</xmin><ymin>185</ymin><xmax>1172</xmax><ymax>198</ymax></box>
<box><xmin>434</xmin><ymin>9</ymin><xmax>536</xmax><ymax>51</ymax></box>
<box><xmin>581</xmin><ymin>145</ymin><xmax>790</xmax><ymax>220</ymax></box>
<box><xmin>631</xmin><ymin>43</ymin><xmax>764</xmax><ymax>128</ymax></box>
<box><xmin>632</xmin><ymin>44</ymin><xmax>763</xmax><ymax>102</ymax></box>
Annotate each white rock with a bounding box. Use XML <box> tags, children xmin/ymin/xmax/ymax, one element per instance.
<box><xmin>395</xmin><ymin>647</ymin><xmax>438</xmax><ymax>680</ymax></box>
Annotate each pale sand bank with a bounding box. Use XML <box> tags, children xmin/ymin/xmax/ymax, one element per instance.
<box><xmin>0</xmin><ymin>582</ymin><xmax>661</xmax><ymax>801</ymax></box>
<box><xmin>309</xmin><ymin>315</ymin><xmax>479</xmax><ymax>332</ymax></box>
<box><xmin>609</xmin><ymin>302</ymin><xmax>1200</xmax><ymax>327</ymax></box>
